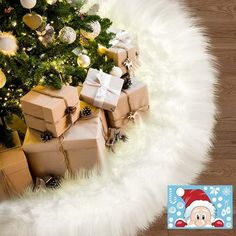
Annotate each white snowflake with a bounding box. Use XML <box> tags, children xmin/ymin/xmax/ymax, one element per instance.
<box><xmin>168</xmin><ymin>223</ymin><xmax>174</xmax><ymax>228</ymax></box>
<box><xmin>226</xmin><ymin>222</ymin><xmax>232</xmax><ymax>228</ymax></box>
<box><xmin>222</xmin><ymin>187</ymin><xmax>231</xmax><ymax>196</ymax></box>
<box><xmin>209</xmin><ymin>186</ymin><xmax>220</xmax><ymax>196</ymax></box>
<box><xmin>177</xmin><ymin>202</ymin><xmax>184</xmax><ymax>209</ymax></box>
<box><xmin>169</xmin><ymin>206</ymin><xmax>176</xmax><ymax>214</ymax></box>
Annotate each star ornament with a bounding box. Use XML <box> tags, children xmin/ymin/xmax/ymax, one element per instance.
<box><xmin>127</xmin><ymin>111</ymin><xmax>137</xmax><ymax>121</ymax></box>
<box><xmin>123</xmin><ymin>58</ymin><xmax>133</xmax><ymax>70</ymax></box>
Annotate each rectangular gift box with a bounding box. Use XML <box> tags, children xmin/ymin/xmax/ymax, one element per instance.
<box><xmin>0</xmin><ymin>147</ymin><xmax>33</xmax><ymax>202</ymax></box>
<box><xmin>23</xmin><ymin>109</ymin><xmax>108</xmax><ymax>177</ymax></box>
<box><xmin>80</xmin><ymin>68</ymin><xmax>124</xmax><ymax>112</ymax></box>
<box><xmin>20</xmin><ymin>85</ymin><xmax>80</xmax><ymax>137</ymax></box>
<box><xmin>106</xmin><ymin>78</ymin><xmax>149</xmax><ymax>128</ymax></box>
<box><xmin>106</xmin><ymin>29</ymin><xmax>139</xmax><ymax>75</ymax></box>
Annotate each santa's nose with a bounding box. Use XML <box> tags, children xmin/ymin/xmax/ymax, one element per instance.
<box><xmin>197</xmin><ymin>220</ymin><xmax>206</xmax><ymax>226</ymax></box>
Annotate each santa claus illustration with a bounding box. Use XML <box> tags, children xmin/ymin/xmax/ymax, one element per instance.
<box><xmin>175</xmin><ymin>188</ymin><xmax>224</xmax><ymax>228</ymax></box>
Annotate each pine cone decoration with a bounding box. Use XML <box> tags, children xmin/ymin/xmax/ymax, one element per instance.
<box><xmin>81</xmin><ymin>106</ymin><xmax>92</xmax><ymax>117</ymax></box>
<box><xmin>45</xmin><ymin>176</ymin><xmax>61</xmax><ymax>189</ymax></box>
<box><xmin>122</xmin><ymin>74</ymin><xmax>132</xmax><ymax>90</ymax></box>
<box><xmin>65</xmin><ymin>106</ymin><xmax>77</xmax><ymax>115</ymax></box>
<box><xmin>40</xmin><ymin>131</ymin><xmax>53</xmax><ymax>143</ymax></box>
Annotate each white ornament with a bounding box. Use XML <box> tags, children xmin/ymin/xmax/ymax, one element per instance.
<box><xmin>176</xmin><ymin>188</ymin><xmax>185</xmax><ymax>197</ymax></box>
<box><xmin>80</xmin><ymin>21</ymin><xmax>101</xmax><ymax>39</ymax></box>
<box><xmin>77</xmin><ymin>54</ymin><xmax>90</xmax><ymax>68</ymax></box>
<box><xmin>46</xmin><ymin>0</ymin><xmax>57</xmax><ymax>5</ymax></box>
<box><xmin>0</xmin><ymin>32</ymin><xmax>18</xmax><ymax>56</ymax></box>
<box><xmin>20</xmin><ymin>0</ymin><xmax>37</xmax><ymax>9</ymax></box>
<box><xmin>110</xmin><ymin>66</ymin><xmax>122</xmax><ymax>77</ymax></box>
<box><xmin>59</xmin><ymin>26</ymin><xmax>77</xmax><ymax>44</ymax></box>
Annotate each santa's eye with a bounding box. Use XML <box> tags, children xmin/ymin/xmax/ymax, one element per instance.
<box><xmin>202</xmin><ymin>214</ymin><xmax>206</xmax><ymax>220</ymax></box>
<box><xmin>196</xmin><ymin>214</ymin><xmax>200</xmax><ymax>220</ymax></box>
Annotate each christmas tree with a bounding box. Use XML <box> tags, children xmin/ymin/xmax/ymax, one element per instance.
<box><xmin>0</xmin><ymin>0</ymin><xmax>115</xmax><ymax>146</ymax></box>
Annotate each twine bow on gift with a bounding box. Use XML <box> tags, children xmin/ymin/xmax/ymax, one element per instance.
<box><xmin>106</xmin><ymin>128</ymin><xmax>128</xmax><ymax>153</ymax></box>
<box><xmin>120</xmin><ymin>105</ymin><xmax>150</xmax><ymax>125</ymax></box>
<box><xmin>85</xmin><ymin>71</ymin><xmax>121</xmax><ymax>108</ymax></box>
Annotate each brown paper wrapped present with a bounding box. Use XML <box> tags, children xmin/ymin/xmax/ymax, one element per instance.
<box><xmin>106</xmin><ymin>78</ymin><xmax>149</xmax><ymax>128</ymax></box>
<box><xmin>80</xmin><ymin>68</ymin><xmax>124</xmax><ymax>112</ymax></box>
<box><xmin>20</xmin><ymin>85</ymin><xmax>80</xmax><ymax>137</ymax></box>
<box><xmin>0</xmin><ymin>147</ymin><xmax>33</xmax><ymax>202</ymax></box>
<box><xmin>106</xmin><ymin>29</ymin><xmax>139</xmax><ymax>75</ymax></box>
<box><xmin>63</xmin><ymin>109</ymin><xmax>107</xmax><ymax>172</ymax></box>
<box><xmin>22</xmin><ymin>128</ymin><xmax>67</xmax><ymax>178</ymax></box>
<box><xmin>23</xmin><ymin>109</ymin><xmax>108</xmax><ymax>177</ymax></box>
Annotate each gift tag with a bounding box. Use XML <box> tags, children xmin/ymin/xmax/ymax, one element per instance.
<box><xmin>23</xmin><ymin>13</ymin><xmax>43</xmax><ymax>30</ymax></box>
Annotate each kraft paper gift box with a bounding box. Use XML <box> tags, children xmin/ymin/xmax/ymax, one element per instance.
<box><xmin>106</xmin><ymin>29</ymin><xmax>139</xmax><ymax>75</ymax></box>
<box><xmin>80</xmin><ymin>68</ymin><xmax>124</xmax><ymax>112</ymax></box>
<box><xmin>62</xmin><ymin>109</ymin><xmax>108</xmax><ymax>172</ymax></box>
<box><xmin>23</xmin><ymin>109</ymin><xmax>108</xmax><ymax>177</ymax></box>
<box><xmin>0</xmin><ymin>139</ymin><xmax>33</xmax><ymax>202</ymax></box>
<box><xmin>106</xmin><ymin>78</ymin><xmax>149</xmax><ymax>128</ymax></box>
<box><xmin>20</xmin><ymin>85</ymin><xmax>80</xmax><ymax>137</ymax></box>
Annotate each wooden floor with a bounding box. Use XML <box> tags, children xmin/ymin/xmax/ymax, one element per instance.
<box><xmin>140</xmin><ymin>0</ymin><xmax>236</xmax><ymax>235</ymax></box>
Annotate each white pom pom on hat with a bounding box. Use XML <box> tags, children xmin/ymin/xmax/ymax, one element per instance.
<box><xmin>176</xmin><ymin>188</ymin><xmax>185</xmax><ymax>197</ymax></box>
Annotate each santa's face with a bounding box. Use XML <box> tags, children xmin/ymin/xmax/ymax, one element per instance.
<box><xmin>188</xmin><ymin>206</ymin><xmax>212</xmax><ymax>227</ymax></box>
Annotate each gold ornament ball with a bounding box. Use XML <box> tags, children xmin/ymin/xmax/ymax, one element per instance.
<box><xmin>77</xmin><ymin>55</ymin><xmax>90</xmax><ymax>68</ymax></box>
<box><xmin>97</xmin><ymin>45</ymin><xmax>107</xmax><ymax>55</ymax></box>
<box><xmin>80</xmin><ymin>21</ymin><xmax>101</xmax><ymax>40</ymax></box>
<box><xmin>0</xmin><ymin>69</ymin><xmax>6</xmax><ymax>88</ymax></box>
<box><xmin>0</xmin><ymin>32</ymin><xmax>18</xmax><ymax>56</ymax></box>
<box><xmin>20</xmin><ymin>0</ymin><xmax>37</xmax><ymax>9</ymax></box>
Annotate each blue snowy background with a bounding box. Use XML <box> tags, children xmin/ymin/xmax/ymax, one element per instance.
<box><xmin>167</xmin><ymin>185</ymin><xmax>233</xmax><ymax>230</ymax></box>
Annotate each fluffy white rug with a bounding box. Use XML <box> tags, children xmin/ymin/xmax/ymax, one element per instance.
<box><xmin>0</xmin><ymin>0</ymin><xmax>217</xmax><ymax>235</ymax></box>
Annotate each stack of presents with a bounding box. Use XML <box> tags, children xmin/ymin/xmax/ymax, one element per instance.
<box><xmin>0</xmin><ymin>30</ymin><xmax>149</xmax><ymax>202</ymax></box>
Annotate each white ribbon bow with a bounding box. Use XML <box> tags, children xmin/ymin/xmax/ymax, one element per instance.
<box><xmin>85</xmin><ymin>71</ymin><xmax>121</xmax><ymax>108</ymax></box>
<box><xmin>110</xmin><ymin>30</ymin><xmax>132</xmax><ymax>47</ymax></box>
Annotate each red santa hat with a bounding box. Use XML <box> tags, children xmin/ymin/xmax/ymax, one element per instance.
<box><xmin>176</xmin><ymin>188</ymin><xmax>216</xmax><ymax>220</ymax></box>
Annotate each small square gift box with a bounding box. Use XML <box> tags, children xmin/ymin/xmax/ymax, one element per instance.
<box><xmin>106</xmin><ymin>29</ymin><xmax>139</xmax><ymax>75</ymax></box>
<box><xmin>23</xmin><ymin>109</ymin><xmax>108</xmax><ymax>177</ymax></box>
<box><xmin>106</xmin><ymin>78</ymin><xmax>149</xmax><ymax>128</ymax></box>
<box><xmin>80</xmin><ymin>68</ymin><xmax>124</xmax><ymax>112</ymax></box>
<box><xmin>0</xmin><ymin>134</ymin><xmax>33</xmax><ymax>202</ymax></box>
<box><xmin>20</xmin><ymin>85</ymin><xmax>80</xmax><ymax>137</ymax></box>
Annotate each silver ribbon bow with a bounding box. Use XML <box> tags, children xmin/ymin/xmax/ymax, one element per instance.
<box><xmin>110</xmin><ymin>30</ymin><xmax>133</xmax><ymax>47</ymax></box>
<box><xmin>85</xmin><ymin>71</ymin><xmax>121</xmax><ymax>108</ymax></box>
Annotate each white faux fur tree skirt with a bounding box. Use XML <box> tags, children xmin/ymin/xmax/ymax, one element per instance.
<box><xmin>0</xmin><ymin>0</ymin><xmax>217</xmax><ymax>235</ymax></box>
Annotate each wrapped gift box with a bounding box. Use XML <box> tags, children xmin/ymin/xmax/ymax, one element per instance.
<box><xmin>22</xmin><ymin>128</ymin><xmax>67</xmax><ymax>178</ymax></box>
<box><xmin>20</xmin><ymin>85</ymin><xmax>80</xmax><ymax>137</ymax></box>
<box><xmin>23</xmin><ymin>109</ymin><xmax>108</xmax><ymax>177</ymax></box>
<box><xmin>80</xmin><ymin>68</ymin><xmax>124</xmax><ymax>112</ymax></box>
<box><xmin>106</xmin><ymin>29</ymin><xmax>139</xmax><ymax>75</ymax></box>
<box><xmin>106</xmin><ymin>78</ymin><xmax>149</xmax><ymax>128</ymax></box>
<box><xmin>0</xmin><ymin>146</ymin><xmax>33</xmax><ymax>202</ymax></box>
